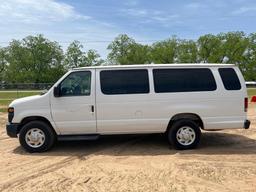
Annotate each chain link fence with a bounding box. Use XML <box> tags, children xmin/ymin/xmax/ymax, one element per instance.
<box><xmin>0</xmin><ymin>83</ymin><xmax>53</xmax><ymax>91</ymax></box>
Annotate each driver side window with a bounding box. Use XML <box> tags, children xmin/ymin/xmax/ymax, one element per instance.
<box><xmin>60</xmin><ymin>71</ymin><xmax>91</xmax><ymax>96</ymax></box>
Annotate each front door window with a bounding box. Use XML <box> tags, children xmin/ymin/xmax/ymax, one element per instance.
<box><xmin>60</xmin><ymin>71</ymin><xmax>91</xmax><ymax>96</ymax></box>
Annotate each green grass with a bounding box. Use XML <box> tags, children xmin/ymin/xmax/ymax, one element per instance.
<box><xmin>0</xmin><ymin>91</ymin><xmax>41</xmax><ymax>99</ymax></box>
<box><xmin>0</xmin><ymin>91</ymin><xmax>41</xmax><ymax>112</ymax></box>
<box><xmin>0</xmin><ymin>99</ymin><xmax>12</xmax><ymax>106</ymax></box>
<box><xmin>247</xmin><ymin>88</ymin><xmax>256</xmax><ymax>98</ymax></box>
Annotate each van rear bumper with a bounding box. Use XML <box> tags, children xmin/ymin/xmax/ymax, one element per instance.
<box><xmin>244</xmin><ymin>120</ymin><xmax>250</xmax><ymax>129</ymax></box>
<box><xmin>6</xmin><ymin>123</ymin><xmax>19</xmax><ymax>138</ymax></box>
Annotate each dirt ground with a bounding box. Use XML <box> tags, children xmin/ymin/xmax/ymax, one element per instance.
<box><xmin>1</xmin><ymin>105</ymin><xmax>256</xmax><ymax>192</ymax></box>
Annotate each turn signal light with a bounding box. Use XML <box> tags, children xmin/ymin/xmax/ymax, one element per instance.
<box><xmin>8</xmin><ymin>107</ymin><xmax>14</xmax><ymax>123</ymax></box>
<box><xmin>8</xmin><ymin>107</ymin><xmax>14</xmax><ymax>113</ymax></box>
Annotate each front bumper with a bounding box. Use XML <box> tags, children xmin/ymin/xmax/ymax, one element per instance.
<box><xmin>244</xmin><ymin>120</ymin><xmax>251</xmax><ymax>129</ymax></box>
<box><xmin>6</xmin><ymin>123</ymin><xmax>20</xmax><ymax>137</ymax></box>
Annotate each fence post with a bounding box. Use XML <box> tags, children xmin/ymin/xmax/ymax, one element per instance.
<box><xmin>16</xmin><ymin>84</ymin><xmax>18</xmax><ymax>99</ymax></box>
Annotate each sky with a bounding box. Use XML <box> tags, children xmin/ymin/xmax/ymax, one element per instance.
<box><xmin>0</xmin><ymin>0</ymin><xmax>256</xmax><ymax>58</ymax></box>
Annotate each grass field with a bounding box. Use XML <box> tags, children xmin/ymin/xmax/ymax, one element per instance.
<box><xmin>0</xmin><ymin>89</ymin><xmax>256</xmax><ymax>113</ymax></box>
<box><xmin>247</xmin><ymin>88</ymin><xmax>256</xmax><ymax>98</ymax></box>
<box><xmin>0</xmin><ymin>91</ymin><xmax>41</xmax><ymax>112</ymax></box>
<box><xmin>0</xmin><ymin>91</ymin><xmax>41</xmax><ymax>98</ymax></box>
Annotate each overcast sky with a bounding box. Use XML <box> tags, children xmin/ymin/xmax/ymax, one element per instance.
<box><xmin>0</xmin><ymin>0</ymin><xmax>256</xmax><ymax>58</ymax></box>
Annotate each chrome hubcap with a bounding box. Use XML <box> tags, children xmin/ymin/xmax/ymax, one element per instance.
<box><xmin>25</xmin><ymin>128</ymin><xmax>45</xmax><ymax>148</ymax></box>
<box><xmin>176</xmin><ymin>126</ymin><xmax>196</xmax><ymax>146</ymax></box>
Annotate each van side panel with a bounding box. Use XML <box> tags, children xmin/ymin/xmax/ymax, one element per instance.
<box><xmin>95</xmin><ymin>66</ymin><xmax>247</xmax><ymax>134</ymax></box>
<box><xmin>202</xmin><ymin>67</ymin><xmax>246</xmax><ymax>129</ymax></box>
<box><xmin>96</xmin><ymin>69</ymin><xmax>165</xmax><ymax>134</ymax></box>
<box><xmin>150</xmin><ymin>66</ymin><xmax>246</xmax><ymax>131</ymax></box>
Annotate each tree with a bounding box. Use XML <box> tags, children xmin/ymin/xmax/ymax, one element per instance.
<box><xmin>197</xmin><ymin>34</ymin><xmax>223</xmax><ymax>63</ymax></box>
<box><xmin>5</xmin><ymin>35</ymin><xmax>65</xmax><ymax>83</ymax></box>
<box><xmin>0</xmin><ymin>47</ymin><xmax>8</xmax><ymax>81</ymax></box>
<box><xmin>176</xmin><ymin>40</ymin><xmax>197</xmax><ymax>63</ymax></box>
<box><xmin>5</xmin><ymin>40</ymin><xmax>33</xmax><ymax>83</ymax></box>
<box><xmin>25</xmin><ymin>35</ymin><xmax>64</xmax><ymax>83</ymax></box>
<box><xmin>107</xmin><ymin>34</ymin><xmax>136</xmax><ymax>64</ymax></box>
<box><xmin>242</xmin><ymin>33</ymin><xmax>256</xmax><ymax>80</ymax></box>
<box><xmin>64</xmin><ymin>40</ymin><xmax>85</xmax><ymax>69</ymax></box>
<box><xmin>1</xmin><ymin>31</ymin><xmax>256</xmax><ymax>83</ymax></box>
<box><xmin>125</xmin><ymin>43</ymin><xmax>151</xmax><ymax>64</ymax></box>
<box><xmin>84</xmin><ymin>49</ymin><xmax>104</xmax><ymax>66</ymax></box>
<box><xmin>150</xmin><ymin>37</ymin><xmax>178</xmax><ymax>64</ymax></box>
<box><xmin>218</xmin><ymin>32</ymin><xmax>249</xmax><ymax>64</ymax></box>
<box><xmin>65</xmin><ymin>41</ymin><xmax>104</xmax><ymax>68</ymax></box>
<box><xmin>107</xmin><ymin>34</ymin><xmax>151</xmax><ymax>64</ymax></box>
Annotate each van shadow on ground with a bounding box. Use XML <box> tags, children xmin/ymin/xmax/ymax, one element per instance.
<box><xmin>13</xmin><ymin>132</ymin><xmax>256</xmax><ymax>156</ymax></box>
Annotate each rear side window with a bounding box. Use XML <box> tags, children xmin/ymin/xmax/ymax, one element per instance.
<box><xmin>153</xmin><ymin>68</ymin><xmax>216</xmax><ymax>93</ymax></box>
<box><xmin>219</xmin><ymin>68</ymin><xmax>241</xmax><ymax>90</ymax></box>
<box><xmin>100</xmin><ymin>69</ymin><xmax>149</xmax><ymax>95</ymax></box>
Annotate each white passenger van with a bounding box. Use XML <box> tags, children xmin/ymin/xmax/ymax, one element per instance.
<box><xmin>6</xmin><ymin>64</ymin><xmax>250</xmax><ymax>152</ymax></box>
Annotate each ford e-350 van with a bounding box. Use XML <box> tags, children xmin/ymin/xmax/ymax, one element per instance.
<box><xmin>6</xmin><ymin>64</ymin><xmax>250</xmax><ymax>152</ymax></box>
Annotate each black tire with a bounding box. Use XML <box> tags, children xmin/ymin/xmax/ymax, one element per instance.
<box><xmin>168</xmin><ymin>119</ymin><xmax>201</xmax><ymax>150</ymax></box>
<box><xmin>19</xmin><ymin>121</ymin><xmax>56</xmax><ymax>153</ymax></box>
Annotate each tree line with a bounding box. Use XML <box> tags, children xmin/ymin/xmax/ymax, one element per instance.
<box><xmin>0</xmin><ymin>31</ymin><xmax>256</xmax><ymax>83</ymax></box>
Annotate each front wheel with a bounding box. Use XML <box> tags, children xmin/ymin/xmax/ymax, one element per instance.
<box><xmin>168</xmin><ymin>120</ymin><xmax>201</xmax><ymax>150</ymax></box>
<box><xmin>19</xmin><ymin>121</ymin><xmax>56</xmax><ymax>153</ymax></box>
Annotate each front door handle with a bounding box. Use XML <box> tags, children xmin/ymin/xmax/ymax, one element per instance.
<box><xmin>91</xmin><ymin>105</ymin><xmax>94</xmax><ymax>113</ymax></box>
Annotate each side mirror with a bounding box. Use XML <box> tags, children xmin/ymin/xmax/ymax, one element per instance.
<box><xmin>53</xmin><ymin>86</ymin><xmax>60</xmax><ymax>97</ymax></box>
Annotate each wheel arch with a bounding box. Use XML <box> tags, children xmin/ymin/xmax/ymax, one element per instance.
<box><xmin>166</xmin><ymin>113</ymin><xmax>204</xmax><ymax>132</ymax></box>
<box><xmin>18</xmin><ymin>116</ymin><xmax>57</xmax><ymax>135</ymax></box>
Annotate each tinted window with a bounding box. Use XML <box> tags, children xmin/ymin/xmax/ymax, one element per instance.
<box><xmin>60</xmin><ymin>71</ymin><xmax>91</xmax><ymax>96</ymax></box>
<box><xmin>153</xmin><ymin>68</ymin><xmax>216</xmax><ymax>93</ymax></box>
<box><xmin>219</xmin><ymin>68</ymin><xmax>241</xmax><ymax>90</ymax></box>
<box><xmin>100</xmin><ymin>69</ymin><xmax>149</xmax><ymax>95</ymax></box>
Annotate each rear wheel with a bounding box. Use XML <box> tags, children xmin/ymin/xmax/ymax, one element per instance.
<box><xmin>19</xmin><ymin>121</ymin><xmax>56</xmax><ymax>153</ymax></box>
<box><xmin>168</xmin><ymin>119</ymin><xmax>201</xmax><ymax>150</ymax></box>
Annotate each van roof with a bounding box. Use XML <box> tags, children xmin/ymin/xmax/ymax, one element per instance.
<box><xmin>73</xmin><ymin>63</ymin><xmax>235</xmax><ymax>70</ymax></box>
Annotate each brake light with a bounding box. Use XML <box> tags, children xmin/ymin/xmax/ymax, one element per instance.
<box><xmin>244</xmin><ymin>98</ymin><xmax>248</xmax><ymax>112</ymax></box>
